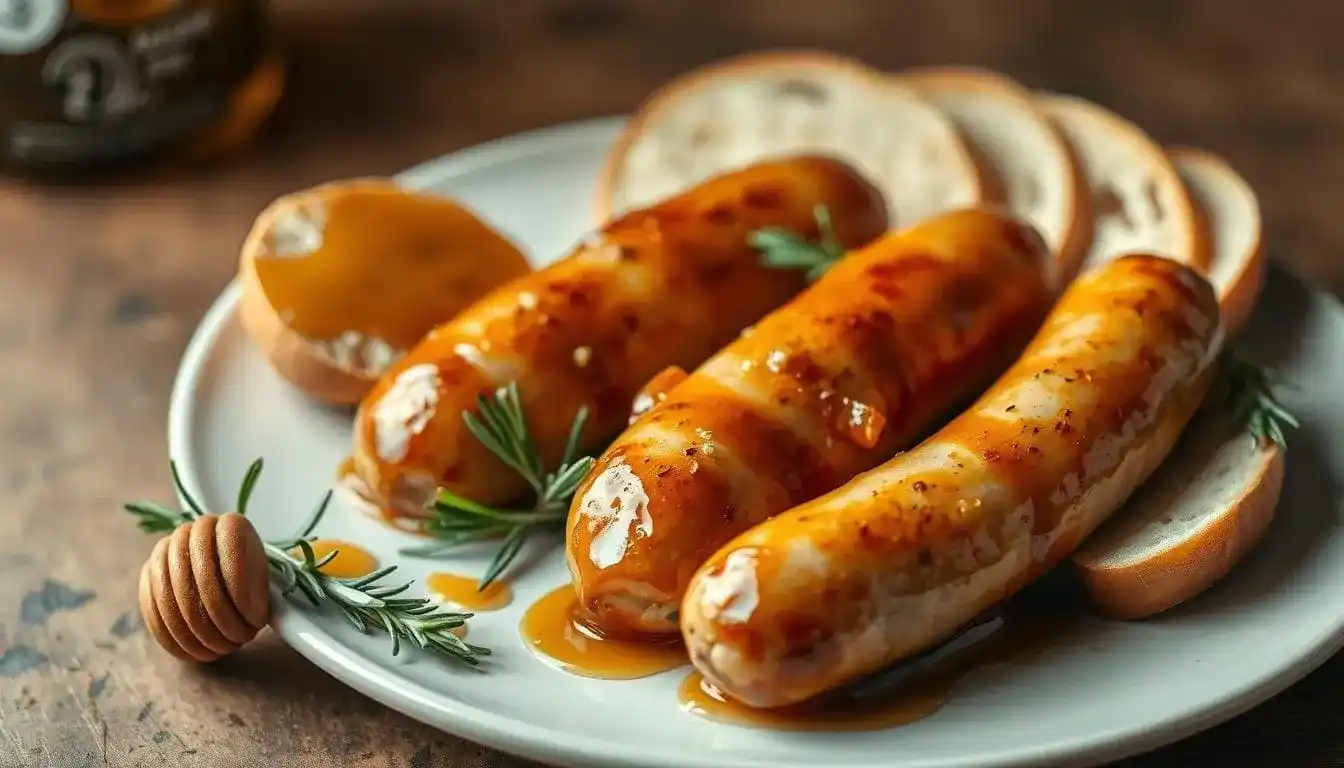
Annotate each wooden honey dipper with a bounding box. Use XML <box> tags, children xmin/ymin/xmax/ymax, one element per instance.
<box><xmin>125</xmin><ymin>460</ymin><xmax>484</xmax><ymax>665</ymax></box>
<box><xmin>138</xmin><ymin>512</ymin><xmax>269</xmax><ymax>662</ymax></box>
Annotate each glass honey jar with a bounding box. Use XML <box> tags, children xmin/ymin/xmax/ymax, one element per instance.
<box><xmin>0</xmin><ymin>0</ymin><xmax>283</xmax><ymax>174</ymax></box>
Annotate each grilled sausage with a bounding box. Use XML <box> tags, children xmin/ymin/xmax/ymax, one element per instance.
<box><xmin>352</xmin><ymin>157</ymin><xmax>887</xmax><ymax>516</ymax></box>
<box><xmin>681</xmin><ymin>254</ymin><xmax>1222</xmax><ymax>708</ymax></box>
<box><xmin>567</xmin><ymin>209</ymin><xmax>1055</xmax><ymax>639</ymax></box>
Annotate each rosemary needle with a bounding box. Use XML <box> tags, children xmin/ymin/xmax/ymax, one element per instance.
<box><xmin>401</xmin><ymin>382</ymin><xmax>597</xmax><ymax>591</ymax></box>
<box><xmin>125</xmin><ymin>459</ymin><xmax>487</xmax><ymax>666</ymax></box>
<box><xmin>750</xmin><ymin>204</ymin><xmax>847</xmax><ymax>282</ymax></box>
<box><xmin>1221</xmin><ymin>349</ymin><xmax>1299</xmax><ymax>449</ymax></box>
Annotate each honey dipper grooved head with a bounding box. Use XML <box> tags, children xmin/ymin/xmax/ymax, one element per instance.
<box><xmin>138</xmin><ymin>513</ymin><xmax>270</xmax><ymax>662</ymax></box>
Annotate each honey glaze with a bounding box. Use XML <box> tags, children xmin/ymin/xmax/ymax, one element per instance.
<box><xmin>252</xmin><ymin>185</ymin><xmax>532</xmax><ymax>354</ymax></box>
<box><xmin>426</xmin><ymin>572</ymin><xmax>513</xmax><ymax>611</ymax></box>
<box><xmin>521</xmin><ymin>586</ymin><xmax>687</xmax><ymax>679</ymax></box>
<box><xmin>681</xmin><ymin>579</ymin><xmax>1087</xmax><ymax>730</ymax></box>
<box><xmin>294</xmin><ymin>539</ymin><xmax>380</xmax><ymax>580</ymax></box>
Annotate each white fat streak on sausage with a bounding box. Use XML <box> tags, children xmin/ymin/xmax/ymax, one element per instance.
<box><xmin>373</xmin><ymin>363</ymin><xmax>441</xmax><ymax>463</ymax></box>
<box><xmin>574</xmin><ymin>415</ymin><xmax>690</xmax><ymax>571</ymax></box>
<box><xmin>615</xmin><ymin>411</ymin><xmax>784</xmax><ymax>549</ymax></box>
<box><xmin>578</xmin><ymin>417</ymin><xmax>765</xmax><ymax>571</ymax></box>
<box><xmin>579</xmin><ymin>458</ymin><xmax>655</xmax><ymax>570</ymax></box>
<box><xmin>698</xmin><ymin>548</ymin><xmax>762</xmax><ymax>625</ymax></box>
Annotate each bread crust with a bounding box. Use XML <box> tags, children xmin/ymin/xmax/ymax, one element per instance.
<box><xmin>1038</xmin><ymin>93</ymin><xmax>1210</xmax><ymax>275</ymax></box>
<box><xmin>1169</xmin><ymin>146</ymin><xmax>1266</xmax><ymax>337</ymax></box>
<box><xmin>238</xmin><ymin>178</ymin><xmax>398</xmax><ymax>405</ymax></box>
<box><xmin>900</xmin><ymin>66</ymin><xmax>1092</xmax><ymax>285</ymax></box>
<box><xmin>596</xmin><ymin>50</ymin><xmax>985</xmax><ymax>225</ymax></box>
<box><xmin>1074</xmin><ymin>436</ymin><xmax>1283</xmax><ymax>621</ymax></box>
<box><xmin>1072</xmin><ymin>145</ymin><xmax>1273</xmax><ymax>620</ymax></box>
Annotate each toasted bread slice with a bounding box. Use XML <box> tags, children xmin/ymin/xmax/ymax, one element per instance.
<box><xmin>1038</xmin><ymin>93</ymin><xmax>1209</xmax><ymax>274</ymax></box>
<box><xmin>598</xmin><ymin>51</ymin><xmax>986</xmax><ymax>228</ymax></box>
<box><xmin>1072</xmin><ymin>401</ymin><xmax>1284</xmax><ymax>620</ymax></box>
<box><xmin>1170</xmin><ymin>147</ymin><xmax>1265</xmax><ymax>337</ymax></box>
<box><xmin>238</xmin><ymin>180</ymin><xmax>531</xmax><ymax>405</ymax></box>
<box><xmin>901</xmin><ymin>67</ymin><xmax>1090</xmax><ymax>285</ymax></box>
<box><xmin>1070</xmin><ymin>145</ymin><xmax>1275</xmax><ymax>619</ymax></box>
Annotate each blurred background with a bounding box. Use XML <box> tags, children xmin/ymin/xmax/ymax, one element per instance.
<box><xmin>2</xmin><ymin>0</ymin><xmax>1342</xmax><ymax>765</ymax></box>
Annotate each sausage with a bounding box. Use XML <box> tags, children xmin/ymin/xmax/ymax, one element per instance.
<box><xmin>680</xmin><ymin>253</ymin><xmax>1222</xmax><ymax>708</ymax></box>
<box><xmin>567</xmin><ymin>209</ymin><xmax>1055</xmax><ymax>639</ymax></box>
<box><xmin>352</xmin><ymin>157</ymin><xmax>888</xmax><ymax>516</ymax></box>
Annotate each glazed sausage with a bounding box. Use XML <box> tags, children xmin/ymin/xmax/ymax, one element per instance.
<box><xmin>567</xmin><ymin>209</ymin><xmax>1055</xmax><ymax>639</ymax></box>
<box><xmin>681</xmin><ymin>254</ymin><xmax>1222</xmax><ymax>708</ymax></box>
<box><xmin>352</xmin><ymin>157</ymin><xmax>887</xmax><ymax>516</ymax></box>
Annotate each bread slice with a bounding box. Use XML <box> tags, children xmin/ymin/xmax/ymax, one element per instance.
<box><xmin>1038</xmin><ymin>93</ymin><xmax>1209</xmax><ymax>275</ymax></box>
<box><xmin>1070</xmin><ymin>145</ymin><xmax>1275</xmax><ymax>619</ymax></box>
<box><xmin>1170</xmin><ymin>147</ymin><xmax>1265</xmax><ymax>337</ymax></box>
<box><xmin>238</xmin><ymin>180</ymin><xmax>531</xmax><ymax>405</ymax></box>
<box><xmin>901</xmin><ymin>67</ymin><xmax>1091</xmax><ymax>285</ymax></box>
<box><xmin>598</xmin><ymin>51</ymin><xmax>986</xmax><ymax>228</ymax></box>
<box><xmin>1072</xmin><ymin>401</ymin><xmax>1284</xmax><ymax>620</ymax></box>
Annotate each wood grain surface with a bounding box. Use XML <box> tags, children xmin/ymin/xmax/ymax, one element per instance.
<box><xmin>2</xmin><ymin>0</ymin><xmax>1342</xmax><ymax>765</ymax></box>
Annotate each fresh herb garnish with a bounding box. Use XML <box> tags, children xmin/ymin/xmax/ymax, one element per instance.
<box><xmin>1222</xmin><ymin>349</ymin><xmax>1298</xmax><ymax>449</ymax></box>
<box><xmin>126</xmin><ymin>460</ymin><xmax>486</xmax><ymax>665</ymax></box>
<box><xmin>750</xmin><ymin>204</ymin><xmax>846</xmax><ymax>282</ymax></box>
<box><xmin>401</xmin><ymin>382</ymin><xmax>597</xmax><ymax>590</ymax></box>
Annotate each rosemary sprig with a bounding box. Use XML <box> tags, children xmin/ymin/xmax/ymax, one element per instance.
<box><xmin>125</xmin><ymin>459</ymin><xmax>487</xmax><ymax>666</ymax></box>
<box><xmin>749</xmin><ymin>204</ymin><xmax>846</xmax><ymax>282</ymax></box>
<box><xmin>401</xmin><ymin>382</ymin><xmax>597</xmax><ymax>590</ymax></box>
<box><xmin>1221</xmin><ymin>349</ymin><xmax>1298</xmax><ymax>449</ymax></box>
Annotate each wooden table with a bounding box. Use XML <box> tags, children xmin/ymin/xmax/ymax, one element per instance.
<box><xmin>2</xmin><ymin>0</ymin><xmax>1341</xmax><ymax>765</ymax></box>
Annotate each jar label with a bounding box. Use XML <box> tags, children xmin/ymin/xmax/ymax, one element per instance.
<box><xmin>0</xmin><ymin>0</ymin><xmax>266</xmax><ymax>168</ymax></box>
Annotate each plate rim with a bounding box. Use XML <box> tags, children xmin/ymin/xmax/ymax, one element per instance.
<box><xmin>167</xmin><ymin>116</ymin><xmax>1344</xmax><ymax>768</ymax></box>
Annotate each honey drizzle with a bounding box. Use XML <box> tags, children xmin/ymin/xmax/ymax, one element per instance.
<box><xmin>427</xmin><ymin>572</ymin><xmax>513</xmax><ymax>611</ymax></box>
<box><xmin>521</xmin><ymin>586</ymin><xmax>687</xmax><ymax>679</ymax></box>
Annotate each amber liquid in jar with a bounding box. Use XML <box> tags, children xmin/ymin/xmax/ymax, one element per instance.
<box><xmin>0</xmin><ymin>0</ymin><xmax>283</xmax><ymax>174</ymax></box>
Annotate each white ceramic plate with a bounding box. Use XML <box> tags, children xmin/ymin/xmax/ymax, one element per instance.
<box><xmin>169</xmin><ymin>117</ymin><xmax>1344</xmax><ymax>768</ymax></box>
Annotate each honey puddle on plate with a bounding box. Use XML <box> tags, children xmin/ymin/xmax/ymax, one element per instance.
<box><xmin>521</xmin><ymin>586</ymin><xmax>687</xmax><ymax>679</ymax></box>
<box><xmin>426</xmin><ymin>572</ymin><xmax>513</xmax><ymax>611</ymax></box>
<box><xmin>679</xmin><ymin>590</ymin><xmax>1084</xmax><ymax>731</ymax></box>
<box><xmin>298</xmin><ymin>539</ymin><xmax>380</xmax><ymax>579</ymax></box>
<box><xmin>678</xmin><ymin>671</ymin><xmax>945</xmax><ymax>731</ymax></box>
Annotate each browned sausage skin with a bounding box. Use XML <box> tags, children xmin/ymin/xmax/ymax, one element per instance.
<box><xmin>567</xmin><ymin>209</ymin><xmax>1056</xmax><ymax>640</ymax></box>
<box><xmin>680</xmin><ymin>254</ymin><xmax>1223</xmax><ymax>708</ymax></box>
<box><xmin>352</xmin><ymin>157</ymin><xmax>887</xmax><ymax>517</ymax></box>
